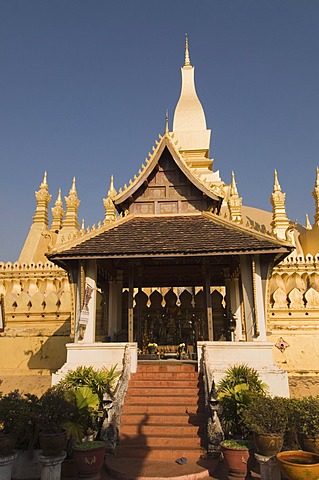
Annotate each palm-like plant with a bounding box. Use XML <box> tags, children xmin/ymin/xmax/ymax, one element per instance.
<box><xmin>58</xmin><ymin>365</ymin><xmax>121</xmax><ymax>404</ymax></box>
<box><xmin>218</xmin><ymin>364</ymin><xmax>268</xmax><ymax>395</ymax></box>
<box><xmin>217</xmin><ymin>364</ymin><xmax>268</xmax><ymax>437</ymax></box>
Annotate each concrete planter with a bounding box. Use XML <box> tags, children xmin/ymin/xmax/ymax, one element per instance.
<box><xmin>12</xmin><ymin>449</ymin><xmax>41</xmax><ymax>480</ymax></box>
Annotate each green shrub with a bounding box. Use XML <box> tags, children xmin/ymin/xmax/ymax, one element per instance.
<box><xmin>37</xmin><ymin>389</ymin><xmax>76</xmax><ymax>434</ymax></box>
<box><xmin>291</xmin><ymin>396</ymin><xmax>319</xmax><ymax>438</ymax></box>
<box><xmin>0</xmin><ymin>390</ymin><xmax>39</xmax><ymax>449</ymax></box>
<box><xmin>240</xmin><ymin>395</ymin><xmax>289</xmax><ymax>435</ymax></box>
<box><xmin>221</xmin><ymin>439</ymin><xmax>253</xmax><ymax>450</ymax></box>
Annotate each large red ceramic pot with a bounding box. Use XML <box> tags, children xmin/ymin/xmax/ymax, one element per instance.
<box><xmin>61</xmin><ymin>458</ymin><xmax>77</xmax><ymax>479</ymax></box>
<box><xmin>277</xmin><ymin>450</ymin><xmax>319</xmax><ymax>480</ymax></box>
<box><xmin>254</xmin><ymin>433</ymin><xmax>284</xmax><ymax>456</ymax></box>
<box><xmin>220</xmin><ymin>440</ymin><xmax>253</xmax><ymax>479</ymax></box>
<box><xmin>73</xmin><ymin>441</ymin><xmax>105</xmax><ymax>480</ymax></box>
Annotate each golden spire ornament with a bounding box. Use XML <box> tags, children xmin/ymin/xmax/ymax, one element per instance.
<box><xmin>184</xmin><ymin>34</ymin><xmax>191</xmax><ymax>66</ymax></box>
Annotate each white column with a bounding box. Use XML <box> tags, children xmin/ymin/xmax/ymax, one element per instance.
<box><xmin>253</xmin><ymin>255</ymin><xmax>267</xmax><ymax>341</ymax></box>
<box><xmin>128</xmin><ymin>268</ymin><xmax>134</xmax><ymax>343</ymax></box>
<box><xmin>82</xmin><ymin>260</ymin><xmax>97</xmax><ymax>343</ymax></box>
<box><xmin>230</xmin><ymin>275</ymin><xmax>243</xmax><ymax>341</ymax></box>
<box><xmin>74</xmin><ymin>266</ymin><xmax>82</xmax><ymax>343</ymax></box>
<box><xmin>240</xmin><ymin>256</ymin><xmax>255</xmax><ymax>341</ymax></box>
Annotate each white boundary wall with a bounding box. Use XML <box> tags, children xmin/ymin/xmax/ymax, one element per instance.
<box><xmin>197</xmin><ymin>341</ymin><xmax>290</xmax><ymax>397</ymax></box>
<box><xmin>52</xmin><ymin>342</ymin><xmax>138</xmax><ymax>385</ymax></box>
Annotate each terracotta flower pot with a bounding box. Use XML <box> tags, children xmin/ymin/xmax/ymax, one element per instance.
<box><xmin>277</xmin><ymin>450</ymin><xmax>319</xmax><ymax>480</ymax></box>
<box><xmin>73</xmin><ymin>441</ymin><xmax>105</xmax><ymax>479</ymax></box>
<box><xmin>254</xmin><ymin>432</ymin><xmax>284</xmax><ymax>456</ymax></box>
<box><xmin>221</xmin><ymin>441</ymin><xmax>252</xmax><ymax>479</ymax></box>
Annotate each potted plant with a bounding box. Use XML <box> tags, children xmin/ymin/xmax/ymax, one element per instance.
<box><xmin>147</xmin><ymin>342</ymin><xmax>158</xmax><ymax>354</ymax></box>
<box><xmin>240</xmin><ymin>395</ymin><xmax>289</xmax><ymax>456</ymax></box>
<box><xmin>0</xmin><ymin>390</ymin><xmax>40</xmax><ymax>456</ymax></box>
<box><xmin>9</xmin><ymin>392</ymin><xmax>41</xmax><ymax>480</ymax></box>
<box><xmin>291</xmin><ymin>396</ymin><xmax>319</xmax><ymax>453</ymax></box>
<box><xmin>37</xmin><ymin>389</ymin><xmax>76</xmax><ymax>456</ymax></box>
<box><xmin>73</xmin><ymin>440</ymin><xmax>106</xmax><ymax>479</ymax></box>
<box><xmin>177</xmin><ymin>343</ymin><xmax>188</xmax><ymax>359</ymax></box>
<box><xmin>220</xmin><ymin>439</ymin><xmax>254</xmax><ymax>479</ymax></box>
<box><xmin>53</xmin><ymin>385</ymin><xmax>99</xmax><ymax>479</ymax></box>
<box><xmin>57</xmin><ymin>365</ymin><xmax>120</xmax><ymax>440</ymax></box>
<box><xmin>217</xmin><ymin>364</ymin><xmax>268</xmax><ymax>437</ymax></box>
<box><xmin>56</xmin><ymin>367</ymin><xmax>117</xmax><ymax>477</ymax></box>
<box><xmin>0</xmin><ymin>390</ymin><xmax>21</xmax><ymax>455</ymax></box>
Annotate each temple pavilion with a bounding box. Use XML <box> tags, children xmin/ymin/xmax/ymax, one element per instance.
<box><xmin>44</xmin><ymin>39</ymin><xmax>293</xmax><ymax>395</ymax></box>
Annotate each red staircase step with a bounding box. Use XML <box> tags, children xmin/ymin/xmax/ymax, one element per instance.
<box><xmin>122</xmin><ymin>423</ymin><xmax>204</xmax><ymax>436</ymax></box>
<box><xmin>114</xmin><ymin>445</ymin><xmax>206</xmax><ymax>460</ymax></box>
<box><xmin>121</xmin><ymin>412</ymin><xmax>205</xmax><ymax>424</ymax></box>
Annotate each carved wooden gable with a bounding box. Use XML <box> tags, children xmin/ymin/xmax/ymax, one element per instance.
<box><xmin>128</xmin><ymin>148</ymin><xmax>216</xmax><ymax>215</ymax></box>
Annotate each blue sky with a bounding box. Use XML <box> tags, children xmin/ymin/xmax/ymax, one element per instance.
<box><xmin>1</xmin><ymin>0</ymin><xmax>319</xmax><ymax>262</ymax></box>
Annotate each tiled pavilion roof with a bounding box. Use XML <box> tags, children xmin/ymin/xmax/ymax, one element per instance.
<box><xmin>48</xmin><ymin>214</ymin><xmax>292</xmax><ymax>261</ymax></box>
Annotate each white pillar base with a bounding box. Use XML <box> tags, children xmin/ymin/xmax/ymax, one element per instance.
<box><xmin>39</xmin><ymin>452</ymin><xmax>66</xmax><ymax>480</ymax></box>
<box><xmin>254</xmin><ymin>453</ymin><xmax>281</xmax><ymax>480</ymax></box>
<box><xmin>0</xmin><ymin>452</ymin><xmax>18</xmax><ymax>480</ymax></box>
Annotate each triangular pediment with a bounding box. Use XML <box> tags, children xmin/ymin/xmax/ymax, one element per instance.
<box><xmin>113</xmin><ymin>134</ymin><xmax>222</xmax><ymax>216</ymax></box>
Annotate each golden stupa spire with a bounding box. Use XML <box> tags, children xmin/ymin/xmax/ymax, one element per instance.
<box><xmin>51</xmin><ymin>188</ymin><xmax>64</xmax><ymax>233</ymax></box>
<box><xmin>62</xmin><ymin>177</ymin><xmax>80</xmax><ymax>231</ymax></box>
<box><xmin>33</xmin><ymin>171</ymin><xmax>52</xmax><ymax>225</ymax></box>
<box><xmin>103</xmin><ymin>175</ymin><xmax>117</xmax><ymax>223</ymax></box>
<box><xmin>230</xmin><ymin>170</ymin><xmax>239</xmax><ymax>196</ymax></box>
<box><xmin>228</xmin><ymin>171</ymin><xmax>242</xmax><ymax>223</ymax></box>
<box><xmin>271</xmin><ymin>169</ymin><xmax>289</xmax><ymax>240</ymax></box>
<box><xmin>184</xmin><ymin>34</ymin><xmax>191</xmax><ymax>66</ymax></box>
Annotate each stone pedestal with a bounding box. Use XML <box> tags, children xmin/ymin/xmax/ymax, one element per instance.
<box><xmin>39</xmin><ymin>452</ymin><xmax>66</xmax><ymax>480</ymax></box>
<box><xmin>254</xmin><ymin>453</ymin><xmax>281</xmax><ymax>480</ymax></box>
<box><xmin>0</xmin><ymin>452</ymin><xmax>18</xmax><ymax>480</ymax></box>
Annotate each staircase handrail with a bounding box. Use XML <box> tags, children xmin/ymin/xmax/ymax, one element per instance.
<box><xmin>200</xmin><ymin>344</ymin><xmax>224</xmax><ymax>458</ymax></box>
<box><xmin>100</xmin><ymin>343</ymin><xmax>132</xmax><ymax>452</ymax></box>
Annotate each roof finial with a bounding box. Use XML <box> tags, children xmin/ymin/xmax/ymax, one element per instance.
<box><xmin>165</xmin><ymin>110</ymin><xmax>169</xmax><ymax>134</ymax></box>
<box><xmin>42</xmin><ymin>171</ymin><xmax>48</xmax><ymax>186</ymax></box>
<box><xmin>70</xmin><ymin>177</ymin><xmax>77</xmax><ymax>194</ymax></box>
<box><xmin>305</xmin><ymin>213</ymin><xmax>312</xmax><ymax>230</ymax></box>
<box><xmin>273</xmin><ymin>169</ymin><xmax>281</xmax><ymax>192</ymax></box>
<box><xmin>184</xmin><ymin>33</ymin><xmax>191</xmax><ymax>66</ymax></box>
<box><xmin>108</xmin><ymin>174</ymin><xmax>117</xmax><ymax>199</ymax></box>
